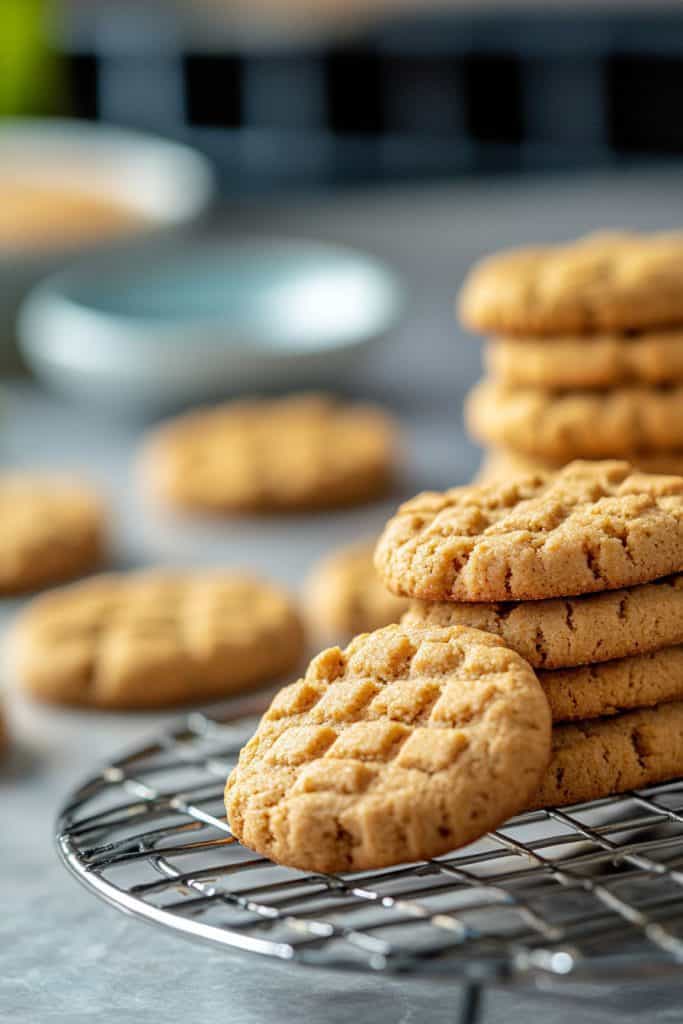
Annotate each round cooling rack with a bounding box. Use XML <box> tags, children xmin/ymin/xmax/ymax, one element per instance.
<box><xmin>56</xmin><ymin>698</ymin><xmax>683</xmax><ymax>1019</ymax></box>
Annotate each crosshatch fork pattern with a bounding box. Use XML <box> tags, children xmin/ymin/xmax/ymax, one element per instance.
<box><xmin>225</xmin><ymin>627</ymin><xmax>551</xmax><ymax>873</ymax></box>
<box><xmin>56</xmin><ymin>700</ymin><xmax>683</xmax><ymax>993</ymax></box>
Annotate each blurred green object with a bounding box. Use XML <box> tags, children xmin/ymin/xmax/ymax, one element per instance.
<box><xmin>0</xmin><ymin>0</ymin><xmax>63</xmax><ymax>116</ymax></box>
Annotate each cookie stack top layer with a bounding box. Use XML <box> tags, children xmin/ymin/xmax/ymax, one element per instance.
<box><xmin>375</xmin><ymin>460</ymin><xmax>683</xmax><ymax>602</ymax></box>
<box><xmin>459</xmin><ymin>231</ymin><xmax>683</xmax><ymax>336</ymax></box>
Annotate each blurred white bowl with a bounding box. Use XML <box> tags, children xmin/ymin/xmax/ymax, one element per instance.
<box><xmin>18</xmin><ymin>238</ymin><xmax>403</xmax><ymax>411</ymax></box>
<box><xmin>0</xmin><ymin>118</ymin><xmax>214</xmax><ymax>360</ymax></box>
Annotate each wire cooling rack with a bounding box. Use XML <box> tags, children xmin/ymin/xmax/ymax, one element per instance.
<box><xmin>56</xmin><ymin>697</ymin><xmax>683</xmax><ymax>1022</ymax></box>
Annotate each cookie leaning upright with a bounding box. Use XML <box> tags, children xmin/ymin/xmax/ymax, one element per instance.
<box><xmin>225</xmin><ymin>624</ymin><xmax>551</xmax><ymax>872</ymax></box>
<box><xmin>0</xmin><ymin>474</ymin><xmax>105</xmax><ymax>593</ymax></box>
<box><xmin>375</xmin><ymin>460</ymin><xmax>683</xmax><ymax>603</ymax></box>
<box><xmin>141</xmin><ymin>393</ymin><xmax>399</xmax><ymax>514</ymax></box>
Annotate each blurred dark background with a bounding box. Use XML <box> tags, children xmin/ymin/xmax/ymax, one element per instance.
<box><xmin>10</xmin><ymin>0</ymin><xmax>683</xmax><ymax>193</ymax></box>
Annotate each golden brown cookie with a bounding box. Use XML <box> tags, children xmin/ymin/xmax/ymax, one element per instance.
<box><xmin>305</xmin><ymin>540</ymin><xmax>409</xmax><ymax>643</ymax></box>
<box><xmin>225</xmin><ymin>624</ymin><xmax>551</xmax><ymax>872</ymax></box>
<box><xmin>476</xmin><ymin>448</ymin><xmax>683</xmax><ymax>484</ymax></box>
<box><xmin>538</xmin><ymin>647</ymin><xmax>683</xmax><ymax>723</ymax></box>
<box><xmin>141</xmin><ymin>393</ymin><xmax>399</xmax><ymax>514</ymax></box>
<box><xmin>0</xmin><ymin>704</ymin><xmax>8</xmax><ymax>757</ymax></box>
<box><xmin>375</xmin><ymin>460</ymin><xmax>683</xmax><ymax>602</ymax></box>
<box><xmin>402</xmin><ymin>573</ymin><xmax>683</xmax><ymax>669</ymax></box>
<box><xmin>12</xmin><ymin>571</ymin><xmax>305</xmax><ymax>709</ymax></box>
<box><xmin>486</xmin><ymin>331</ymin><xmax>683</xmax><ymax>390</ymax></box>
<box><xmin>459</xmin><ymin>231</ymin><xmax>683</xmax><ymax>336</ymax></box>
<box><xmin>0</xmin><ymin>474</ymin><xmax>104</xmax><ymax>594</ymax></box>
<box><xmin>528</xmin><ymin>702</ymin><xmax>683</xmax><ymax>809</ymax></box>
<box><xmin>466</xmin><ymin>379</ymin><xmax>683</xmax><ymax>461</ymax></box>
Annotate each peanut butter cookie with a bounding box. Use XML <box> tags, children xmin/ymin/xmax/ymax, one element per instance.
<box><xmin>375</xmin><ymin>461</ymin><xmax>683</xmax><ymax>602</ymax></box>
<box><xmin>476</xmin><ymin>448</ymin><xmax>683</xmax><ymax>483</ymax></box>
<box><xmin>486</xmin><ymin>330</ymin><xmax>683</xmax><ymax>390</ymax></box>
<box><xmin>0</xmin><ymin>474</ymin><xmax>104</xmax><ymax>594</ymax></box>
<box><xmin>141</xmin><ymin>393</ymin><xmax>398</xmax><ymax>514</ymax></box>
<box><xmin>538</xmin><ymin>647</ymin><xmax>683</xmax><ymax>723</ymax></box>
<box><xmin>467</xmin><ymin>379</ymin><xmax>683</xmax><ymax>461</ymax></box>
<box><xmin>529</xmin><ymin>702</ymin><xmax>683</xmax><ymax>809</ymax></box>
<box><xmin>12</xmin><ymin>571</ymin><xmax>305</xmax><ymax>709</ymax></box>
<box><xmin>225</xmin><ymin>624</ymin><xmax>551</xmax><ymax>872</ymax></box>
<box><xmin>460</xmin><ymin>231</ymin><xmax>683</xmax><ymax>336</ymax></box>
<box><xmin>402</xmin><ymin>574</ymin><xmax>683</xmax><ymax>669</ymax></box>
<box><xmin>305</xmin><ymin>540</ymin><xmax>409</xmax><ymax>643</ymax></box>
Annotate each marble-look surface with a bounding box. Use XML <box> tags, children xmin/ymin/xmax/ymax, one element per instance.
<box><xmin>4</xmin><ymin>168</ymin><xmax>683</xmax><ymax>1023</ymax></box>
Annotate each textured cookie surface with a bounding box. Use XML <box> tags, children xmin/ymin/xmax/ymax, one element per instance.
<box><xmin>466</xmin><ymin>379</ymin><xmax>683</xmax><ymax>460</ymax></box>
<box><xmin>12</xmin><ymin>571</ymin><xmax>305</xmax><ymax>709</ymax></box>
<box><xmin>477</xmin><ymin>448</ymin><xmax>683</xmax><ymax>484</ymax></box>
<box><xmin>142</xmin><ymin>393</ymin><xmax>398</xmax><ymax>513</ymax></box>
<box><xmin>376</xmin><ymin>460</ymin><xmax>683</xmax><ymax>602</ymax></box>
<box><xmin>528</xmin><ymin>702</ymin><xmax>683</xmax><ymax>809</ymax></box>
<box><xmin>487</xmin><ymin>331</ymin><xmax>683</xmax><ymax>390</ymax></box>
<box><xmin>305</xmin><ymin>540</ymin><xmax>409</xmax><ymax>643</ymax></box>
<box><xmin>459</xmin><ymin>231</ymin><xmax>683</xmax><ymax>335</ymax></box>
<box><xmin>0</xmin><ymin>474</ymin><xmax>104</xmax><ymax>593</ymax></box>
<box><xmin>225</xmin><ymin>624</ymin><xmax>551</xmax><ymax>872</ymax></box>
<box><xmin>538</xmin><ymin>647</ymin><xmax>683</xmax><ymax>723</ymax></box>
<box><xmin>402</xmin><ymin>573</ymin><xmax>683</xmax><ymax>669</ymax></box>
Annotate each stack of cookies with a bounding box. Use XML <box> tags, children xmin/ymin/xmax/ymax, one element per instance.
<box><xmin>224</xmin><ymin>460</ymin><xmax>683</xmax><ymax>872</ymax></box>
<box><xmin>458</xmin><ymin>231</ymin><xmax>683</xmax><ymax>481</ymax></box>
<box><xmin>378</xmin><ymin>460</ymin><xmax>683</xmax><ymax>810</ymax></box>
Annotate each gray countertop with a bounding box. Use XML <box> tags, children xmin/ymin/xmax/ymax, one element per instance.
<box><xmin>4</xmin><ymin>168</ymin><xmax>683</xmax><ymax>1023</ymax></box>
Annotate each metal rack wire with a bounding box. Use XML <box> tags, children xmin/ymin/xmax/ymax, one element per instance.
<box><xmin>56</xmin><ymin>697</ymin><xmax>683</xmax><ymax>1023</ymax></box>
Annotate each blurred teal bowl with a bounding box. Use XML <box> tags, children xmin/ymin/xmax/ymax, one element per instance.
<box><xmin>0</xmin><ymin>118</ymin><xmax>215</xmax><ymax>364</ymax></box>
<box><xmin>18</xmin><ymin>239</ymin><xmax>403</xmax><ymax>411</ymax></box>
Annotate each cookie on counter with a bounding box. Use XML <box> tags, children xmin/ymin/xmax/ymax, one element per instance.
<box><xmin>528</xmin><ymin>702</ymin><xmax>683</xmax><ymax>809</ymax></box>
<box><xmin>141</xmin><ymin>393</ymin><xmax>399</xmax><ymax>514</ymax></box>
<box><xmin>12</xmin><ymin>570</ymin><xmax>305</xmax><ymax>709</ymax></box>
<box><xmin>466</xmin><ymin>379</ymin><xmax>683</xmax><ymax>461</ymax></box>
<box><xmin>402</xmin><ymin>573</ymin><xmax>683</xmax><ymax>670</ymax></box>
<box><xmin>375</xmin><ymin>460</ymin><xmax>683</xmax><ymax>602</ymax></box>
<box><xmin>486</xmin><ymin>330</ymin><xmax>683</xmax><ymax>390</ymax></box>
<box><xmin>0</xmin><ymin>474</ymin><xmax>105</xmax><ymax>594</ymax></box>
<box><xmin>225</xmin><ymin>623</ymin><xmax>551</xmax><ymax>872</ymax></box>
<box><xmin>305</xmin><ymin>540</ymin><xmax>409</xmax><ymax>644</ymax></box>
<box><xmin>459</xmin><ymin>231</ymin><xmax>683</xmax><ymax>336</ymax></box>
